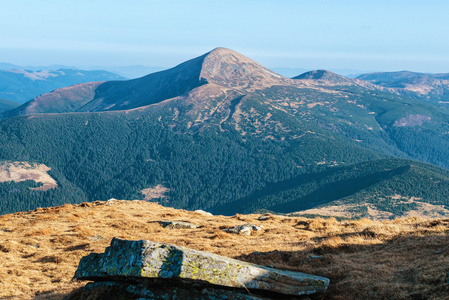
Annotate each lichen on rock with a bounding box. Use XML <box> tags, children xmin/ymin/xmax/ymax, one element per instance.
<box><xmin>74</xmin><ymin>238</ymin><xmax>329</xmax><ymax>297</ymax></box>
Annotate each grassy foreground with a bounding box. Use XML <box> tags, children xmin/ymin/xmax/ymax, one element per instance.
<box><xmin>1</xmin><ymin>200</ymin><xmax>448</xmax><ymax>299</ymax></box>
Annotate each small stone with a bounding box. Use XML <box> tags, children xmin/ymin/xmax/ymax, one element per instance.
<box><xmin>89</xmin><ymin>235</ymin><xmax>105</xmax><ymax>241</ymax></box>
<box><xmin>194</xmin><ymin>209</ymin><xmax>213</xmax><ymax>216</ymax></box>
<box><xmin>258</xmin><ymin>215</ymin><xmax>272</xmax><ymax>221</ymax></box>
<box><xmin>105</xmin><ymin>199</ymin><xmax>120</xmax><ymax>206</ymax></box>
<box><xmin>223</xmin><ymin>223</ymin><xmax>263</xmax><ymax>236</ymax></box>
<box><xmin>159</xmin><ymin>221</ymin><xmax>199</xmax><ymax>229</ymax></box>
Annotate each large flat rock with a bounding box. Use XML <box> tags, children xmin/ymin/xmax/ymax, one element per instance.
<box><xmin>74</xmin><ymin>238</ymin><xmax>329</xmax><ymax>297</ymax></box>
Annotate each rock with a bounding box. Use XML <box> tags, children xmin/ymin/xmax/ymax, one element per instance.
<box><xmin>194</xmin><ymin>209</ymin><xmax>213</xmax><ymax>216</ymax></box>
<box><xmin>258</xmin><ymin>215</ymin><xmax>272</xmax><ymax>221</ymax></box>
<box><xmin>74</xmin><ymin>238</ymin><xmax>329</xmax><ymax>297</ymax></box>
<box><xmin>307</xmin><ymin>255</ymin><xmax>323</xmax><ymax>261</ymax></box>
<box><xmin>105</xmin><ymin>198</ymin><xmax>120</xmax><ymax>205</ymax></box>
<box><xmin>159</xmin><ymin>220</ymin><xmax>199</xmax><ymax>229</ymax></box>
<box><xmin>223</xmin><ymin>223</ymin><xmax>263</xmax><ymax>236</ymax></box>
<box><xmin>67</xmin><ymin>280</ymin><xmax>269</xmax><ymax>300</ymax></box>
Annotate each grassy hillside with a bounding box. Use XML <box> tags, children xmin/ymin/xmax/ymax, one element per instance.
<box><xmin>1</xmin><ymin>200</ymin><xmax>448</xmax><ymax>299</ymax></box>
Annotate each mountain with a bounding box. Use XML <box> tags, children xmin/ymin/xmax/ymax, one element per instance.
<box><xmin>0</xmin><ymin>48</ymin><xmax>449</xmax><ymax>219</ymax></box>
<box><xmin>293</xmin><ymin>70</ymin><xmax>353</xmax><ymax>84</ymax></box>
<box><xmin>0</xmin><ymin>98</ymin><xmax>20</xmax><ymax>113</ymax></box>
<box><xmin>271</xmin><ymin>67</ymin><xmax>369</xmax><ymax>78</ymax></box>
<box><xmin>0</xmin><ymin>69</ymin><xmax>127</xmax><ymax>103</ymax></box>
<box><xmin>357</xmin><ymin>71</ymin><xmax>449</xmax><ymax>104</ymax></box>
<box><xmin>0</xmin><ymin>62</ymin><xmax>75</xmax><ymax>71</ymax></box>
<box><xmin>4</xmin><ymin>47</ymin><xmax>288</xmax><ymax>117</ymax></box>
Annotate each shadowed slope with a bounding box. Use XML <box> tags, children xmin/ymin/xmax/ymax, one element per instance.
<box><xmin>2</xmin><ymin>82</ymin><xmax>103</xmax><ymax>117</ymax></box>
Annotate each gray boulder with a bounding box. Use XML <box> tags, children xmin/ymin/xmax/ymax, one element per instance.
<box><xmin>223</xmin><ymin>223</ymin><xmax>263</xmax><ymax>236</ymax></box>
<box><xmin>159</xmin><ymin>220</ymin><xmax>199</xmax><ymax>229</ymax></box>
<box><xmin>194</xmin><ymin>209</ymin><xmax>213</xmax><ymax>216</ymax></box>
<box><xmin>74</xmin><ymin>238</ymin><xmax>329</xmax><ymax>297</ymax></box>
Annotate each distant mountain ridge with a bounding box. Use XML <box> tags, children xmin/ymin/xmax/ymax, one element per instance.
<box><xmin>357</xmin><ymin>71</ymin><xmax>449</xmax><ymax>104</ymax></box>
<box><xmin>0</xmin><ymin>98</ymin><xmax>20</xmax><ymax>113</ymax></box>
<box><xmin>0</xmin><ymin>68</ymin><xmax>126</xmax><ymax>103</ymax></box>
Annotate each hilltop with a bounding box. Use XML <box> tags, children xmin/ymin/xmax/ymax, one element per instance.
<box><xmin>0</xmin><ymin>200</ymin><xmax>448</xmax><ymax>299</ymax></box>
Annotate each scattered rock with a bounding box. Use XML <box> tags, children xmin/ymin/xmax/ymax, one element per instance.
<box><xmin>307</xmin><ymin>255</ymin><xmax>323</xmax><ymax>262</ymax></box>
<box><xmin>88</xmin><ymin>234</ymin><xmax>105</xmax><ymax>241</ymax></box>
<box><xmin>105</xmin><ymin>198</ymin><xmax>121</xmax><ymax>206</ymax></box>
<box><xmin>258</xmin><ymin>214</ymin><xmax>273</xmax><ymax>221</ymax></box>
<box><xmin>223</xmin><ymin>223</ymin><xmax>263</xmax><ymax>236</ymax></box>
<box><xmin>73</xmin><ymin>238</ymin><xmax>329</xmax><ymax>298</ymax></box>
<box><xmin>159</xmin><ymin>220</ymin><xmax>199</xmax><ymax>229</ymax></box>
<box><xmin>194</xmin><ymin>209</ymin><xmax>213</xmax><ymax>216</ymax></box>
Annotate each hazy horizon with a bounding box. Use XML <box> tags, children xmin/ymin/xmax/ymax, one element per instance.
<box><xmin>1</xmin><ymin>1</ymin><xmax>448</xmax><ymax>73</ymax></box>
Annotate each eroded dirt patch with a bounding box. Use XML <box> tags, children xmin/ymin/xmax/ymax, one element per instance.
<box><xmin>0</xmin><ymin>161</ymin><xmax>57</xmax><ymax>191</ymax></box>
<box><xmin>140</xmin><ymin>184</ymin><xmax>170</xmax><ymax>200</ymax></box>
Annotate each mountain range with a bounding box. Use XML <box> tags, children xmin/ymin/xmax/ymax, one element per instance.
<box><xmin>357</xmin><ymin>71</ymin><xmax>449</xmax><ymax>105</ymax></box>
<box><xmin>1</xmin><ymin>47</ymin><xmax>449</xmax><ymax>219</ymax></box>
<box><xmin>0</xmin><ymin>68</ymin><xmax>126</xmax><ymax>103</ymax></box>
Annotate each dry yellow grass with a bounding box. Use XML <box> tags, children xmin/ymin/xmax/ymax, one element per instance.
<box><xmin>0</xmin><ymin>200</ymin><xmax>448</xmax><ymax>299</ymax></box>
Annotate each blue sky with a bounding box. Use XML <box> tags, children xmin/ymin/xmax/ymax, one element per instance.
<box><xmin>1</xmin><ymin>0</ymin><xmax>448</xmax><ymax>72</ymax></box>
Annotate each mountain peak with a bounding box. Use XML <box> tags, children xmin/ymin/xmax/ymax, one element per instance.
<box><xmin>199</xmin><ymin>47</ymin><xmax>286</xmax><ymax>88</ymax></box>
<box><xmin>293</xmin><ymin>70</ymin><xmax>352</xmax><ymax>84</ymax></box>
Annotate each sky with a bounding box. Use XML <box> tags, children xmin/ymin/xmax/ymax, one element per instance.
<box><xmin>1</xmin><ymin>0</ymin><xmax>449</xmax><ymax>73</ymax></box>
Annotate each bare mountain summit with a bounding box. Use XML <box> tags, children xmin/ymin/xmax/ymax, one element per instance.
<box><xmin>3</xmin><ymin>48</ymin><xmax>289</xmax><ymax>118</ymax></box>
<box><xmin>293</xmin><ymin>69</ymin><xmax>352</xmax><ymax>84</ymax></box>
